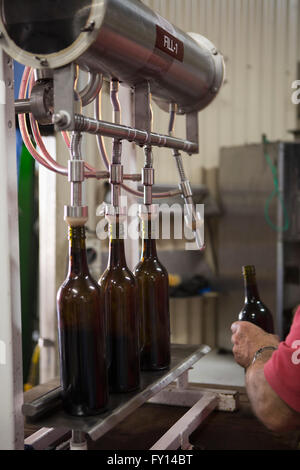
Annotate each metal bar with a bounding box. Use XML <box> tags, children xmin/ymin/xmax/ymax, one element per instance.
<box><xmin>24</xmin><ymin>427</ymin><xmax>70</xmax><ymax>450</ymax></box>
<box><xmin>22</xmin><ymin>345</ymin><xmax>210</xmax><ymax>441</ymax></box>
<box><xmin>0</xmin><ymin>50</ymin><xmax>24</xmax><ymax>450</ymax></box>
<box><xmin>88</xmin><ymin>345</ymin><xmax>210</xmax><ymax>441</ymax></box>
<box><xmin>22</xmin><ymin>386</ymin><xmax>62</xmax><ymax>418</ymax></box>
<box><xmin>70</xmin><ymin>430</ymin><xmax>87</xmax><ymax>451</ymax></box>
<box><xmin>149</xmin><ymin>385</ymin><xmax>239</xmax><ymax>412</ymax></box>
<box><xmin>73</xmin><ymin>114</ymin><xmax>198</xmax><ymax>154</ymax></box>
<box><xmin>14</xmin><ymin>98</ymin><xmax>31</xmax><ymax>114</ymax></box>
<box><xmin>276</xmin><ymin>142</ymin><xmax>285</xmax><ymax>340</ymax></box>
<box><xmin>150</xmin><ymin>392</ymin><xmax>218</xmax><ymax>450</ymax></box>
<box><xmin>53</xmin><ymin>63</ymin><xmax>76</xmax><ymax>131</ymax></box>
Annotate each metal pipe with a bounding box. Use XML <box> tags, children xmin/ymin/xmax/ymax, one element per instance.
<box><xmin>94</xmin><ymin>91</ymin><xmax>181</xmax><ymax>199</ymax></box>
<box><xmin>70</xmin><ymin>430</ymin><xmax>87</xmax><ymax>451</ymax></box>
<box><xmin>110</xmin><ymin>79</ymin><xmax>121</xmax><ymax>125</ymax></box>
<box><xmin>15</xmin><ymin>98</ymin><xmax>31</xmax><ymax>114</ymax></box>
<box><xmin>79</xmin><ymin>72</ymin><xmax>103</xmax><ymax>107</ymax></box>
<box><xmin>168</xmin><ymin>107</ymin><xmax>204</xmax><ymax>250</ymax></box>
<box><xmin>0</xmin><ymin>0</ymin><xmax>224</xmax><ymax>115</ymax></box>
<box><xmin>74</xmin><ymin>113</ymin><xmax>198</xmax><ymax>154</ymax></box>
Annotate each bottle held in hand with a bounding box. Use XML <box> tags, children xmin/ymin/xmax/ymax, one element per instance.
<box><xmin>239</xmin><ymin>265</ymin><xmax>274</xmax><ymax>333</ymax></box>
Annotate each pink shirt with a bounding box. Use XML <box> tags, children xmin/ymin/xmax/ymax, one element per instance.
<box><xmin>264</xmin><ymin>307</ymin><xmax>300</xmax><ymax>413</ymax></box>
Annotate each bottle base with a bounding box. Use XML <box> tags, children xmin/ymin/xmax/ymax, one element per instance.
<box><xmin>62</xmin><ymin>401</ymin><xmax>108</xmax><ymax>417</ymax></box>
<box><xmin>109</xmin><ymin>383</ymin><xmax>140</xmax><ymax>394</ymax></box>
<box><xmin>141</xmin><ymin>364</ymin><xmax>170</xmax><ymax>371</ymax></box>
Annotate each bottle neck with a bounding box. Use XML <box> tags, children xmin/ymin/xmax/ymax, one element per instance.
<box><xmin>243</xmin><ymin>274</ymin><xmax>260</xmax><ymax>302</ymax></box>
<box><xmin>108</xmin><ymin>222</ymin><xmax>127</xmax><ymax>267</ymax></box>
<box><xmin>141</xmin><ymin>219</ymin><xmax>158</xmax><ymax>260</ymax></box>
<box><xmin>68</xmin><ymin>226</ymin><xmax>89</xmax><ymax>276</ymax></box>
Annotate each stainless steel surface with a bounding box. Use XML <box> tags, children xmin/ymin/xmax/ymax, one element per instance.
<box><xmin>79</xmin><ymin>73</ymin><xmax>102</xmax><ymax>107</ymax></box>
<box><xmin>134</xmin><ymin>81</ymin><xmax>152</xmax><ymax>132</ymax></box>
<box><xmin>68</xmin><ymin>160</ymin><xmax>84</xmax><ymax>183</ymax></box>
<box><xmin>180</xmin><ymin>180</ymin><xmax>193</xmax><ymax>199</ymax></box>
<box><xmin>74</xmin><ymin>113</ymin><xmax>198</xmax><ymax>153</ymax></box>
<box><xmin>0</xmin><ymin>0</ymin><xmax>224</xmax><ymax>114</ymax></box>
<box><xmin>142</xmin><ymin>167</ymin><xmax>154</xmax><ymax>186</ymax></box>
<box><xmin>0</xmin><ymin>49</ymin><xmax>24</xmax><ymax>450</ymax></box>
<box><xmin>23</xmin><ymin>387</ymin><xmax>62</xmax><ymax>418</ymax></box>
<box><xmin>109</xmin><ymin>164</ymin><xmax>123</xmax><ymax>184</ymax></box>
<box><xmin>14</xmin><ymin>99</ymin><xmax>31</xmax><ymax>115</ymax></box>
<box><xmin>186</xmin><ymin>112</ymin><xmax>199</xmax><ymax>147</ymax></box>
<box><xmin>23</xmin><ymin>344</ymin><xmax>210</xmax><ymax>441</ymax></box>
<box><xmin>53</xmin><ymin>64</ymin><xmax>76</xmax><ymax>131</ymax></box>
<box><xmin>30</xmin><ymin>80</ymin><xmax>53</xmax><ymax>125</ymax></box>
<box><xmin>64</xmin><ymin>205</ymin><xmax>89</xmax><ymax>225</ymax></box>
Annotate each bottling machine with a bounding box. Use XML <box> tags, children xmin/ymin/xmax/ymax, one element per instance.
<box><xmin>0</xmin><ymin>0</ymin><xmax>230</xmax><ymax>450</ymax></box>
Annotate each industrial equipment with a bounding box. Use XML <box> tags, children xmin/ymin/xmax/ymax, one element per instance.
<box><xmin>0</xmin><ymin>0</ymin><xmax>225</xmax><ymax>450</ymax></box>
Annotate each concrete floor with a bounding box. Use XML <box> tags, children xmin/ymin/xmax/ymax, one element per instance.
<box><xmin>188</xmin><ymin>348</ymin><xmax>245</xmax><ymax>387</ymax></box>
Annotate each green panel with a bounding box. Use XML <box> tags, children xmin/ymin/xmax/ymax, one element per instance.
<box><xmin>18</xmin><ymin>143</ymin><xmax>38</xmax><ymax>384</ymax></box>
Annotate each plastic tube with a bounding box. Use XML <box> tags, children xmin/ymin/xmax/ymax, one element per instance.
<box><xmin>18</xmin><ymin>67</ymin><xmax>59</xmax><ymax>172</ymax></box>
<box><xmin>20</xmin><ymin>66</ymin><xmax>99</xmax><ymax>177</ymax></box>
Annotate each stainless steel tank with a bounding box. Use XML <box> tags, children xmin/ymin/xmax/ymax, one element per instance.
<box><xmin>0</xmin><ymin>0</ymin><xmax>224</xmax><ymax>113</ymax></box>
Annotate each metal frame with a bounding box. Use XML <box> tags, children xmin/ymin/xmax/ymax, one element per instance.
<box><xmin>0</xmin><ymin>50</ymin><xmax>24</xmax><ymax>450</ymax></box>
<box><xmin>23</xmin><ymin>345</ymin><xmax>219</xmax><ymax>450</ymax></box>
<box><xmin>149</xmin><ymin>371</ymin><xmax>238</xmax><ymax>450</ymax></box>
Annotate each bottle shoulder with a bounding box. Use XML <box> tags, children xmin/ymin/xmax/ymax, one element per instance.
<box><xmin>57</xmin><ymin>274</ymin><xmax>101</xmax><ymax>300</ymax></box>
<box><xmin>134</xmin><ymin>258</ymin><xmax>168</xmax><ymax>277</ymax></box>
<box><xmin>240</xmin><ymin>300</ymin><xmax>272</xmax><ymax>316</ymax></box>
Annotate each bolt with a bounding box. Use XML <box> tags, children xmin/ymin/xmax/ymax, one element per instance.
<box><xmin>81</xmin><ymin>21</ymin><xmax>95</xmax><ymax>33</ymax></box>
<box><xmin>35</xmin><ymin>56</ymin><xmax>49</xmax><ymax>67</ymax></box>
<box><xmin>52</xmin><ymin>111</ymin><xmax>70</xmax><ymax>128</ymax></box>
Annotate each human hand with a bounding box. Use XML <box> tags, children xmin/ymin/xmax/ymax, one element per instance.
<box><xmin>231</xmin><ymin>321</ymin><xmax>279</xmax><ymax>369</ymax></box>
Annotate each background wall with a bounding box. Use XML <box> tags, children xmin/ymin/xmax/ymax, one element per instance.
<box><xmin>142</xmin><ymin>0</ymin><xmax>298</xmax><ymax>180</ymax></box>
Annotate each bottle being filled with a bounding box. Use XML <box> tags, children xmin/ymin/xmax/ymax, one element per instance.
<box><xmin>99</xmin><ymin>207</ymin><xmax>140</xmax><ymax>393</ymax></box>
<box><xmin>57</xmin><ymin>225</ymin><xmax>109</xmax><ymax>416</ymax></box>
<box><xmin>134</xmin><ymin>206</ymin><xmax>170</xmax><ymax>370</ymax></box>
<box><xmin>239</xmin><ymin>265</ymin><xmax>274</xmax><ymax>333</ymax></box>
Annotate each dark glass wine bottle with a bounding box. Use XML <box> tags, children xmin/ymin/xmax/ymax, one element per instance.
<box><xmin>134</xmin><ymin>215</ymin><xmax>170</xmax><ymax>370</ymax></box>
<box><xmin>56</xmin><ymin>225</ymin><xmax>108</xmax><ymax>416</ymax></box>
<box><xmin>239</xmin><ymin>265</ymin><xmax>274</xmax><ymax>333</ymax></box>
<box><xmin>99</xmin><ymin>217</ymin><xmax>140</xmax><ymax>393</ymax></box>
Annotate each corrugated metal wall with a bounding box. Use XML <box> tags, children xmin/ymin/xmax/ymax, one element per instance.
<box><xmin>141</xmin><ymin>0</ymin><xmax>299</xmax><ymax>184</ymax></box>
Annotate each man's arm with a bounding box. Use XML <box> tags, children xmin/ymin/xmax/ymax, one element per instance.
<box><xmin>246</xmin><ymin>349</ymin><xmax>300</xmax><ymax>432</ymax></box>
<box><xmin>231</xmin><ymin>321</ymin><xmax>300</xmax><ymax>432</ymax></box>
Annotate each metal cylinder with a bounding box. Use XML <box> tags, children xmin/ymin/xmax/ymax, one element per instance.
<box><xmin>0</xmin><ymin>0</ymin><xmax>224</xmax><ymax>114</ymax></box>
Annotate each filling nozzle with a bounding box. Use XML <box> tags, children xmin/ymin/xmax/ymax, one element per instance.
<box><xmin>64</xmin><ymin>131</ymin><xmax>88</xmax><ymax>226</ymax></box>
<box><xmin>142</xmin><ymin>145</ymin><xmax>154</xmax><ymax>206</ymax></box>
<box><xmin>168</xmin><ymin>104</ymin><xmax>204</xmax><ymax>250</ymax></box>
<box><xmin>109</xmin><ymin>79</ymin><xmax>123</xmax><ymax>208</ymax></box>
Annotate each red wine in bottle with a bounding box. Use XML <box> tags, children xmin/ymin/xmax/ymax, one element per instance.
<box><xmin>57</xmin><ymin>226</ymin><xmax>109</xmax><ymax>416</ymax></box>
<box><xmin>239</xmin><ymin>265</ymin><xmax>274</xmax><ymax>333</ymax></box>
<box><xmin>134</xmin><ymin>216</ymin><xmax>170</xmax><ymax>370</ymax></box>
<box><xmin>99</xmin><ymin>218</ymin><xmax>140</xmax><ymax>393</ymax></box>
